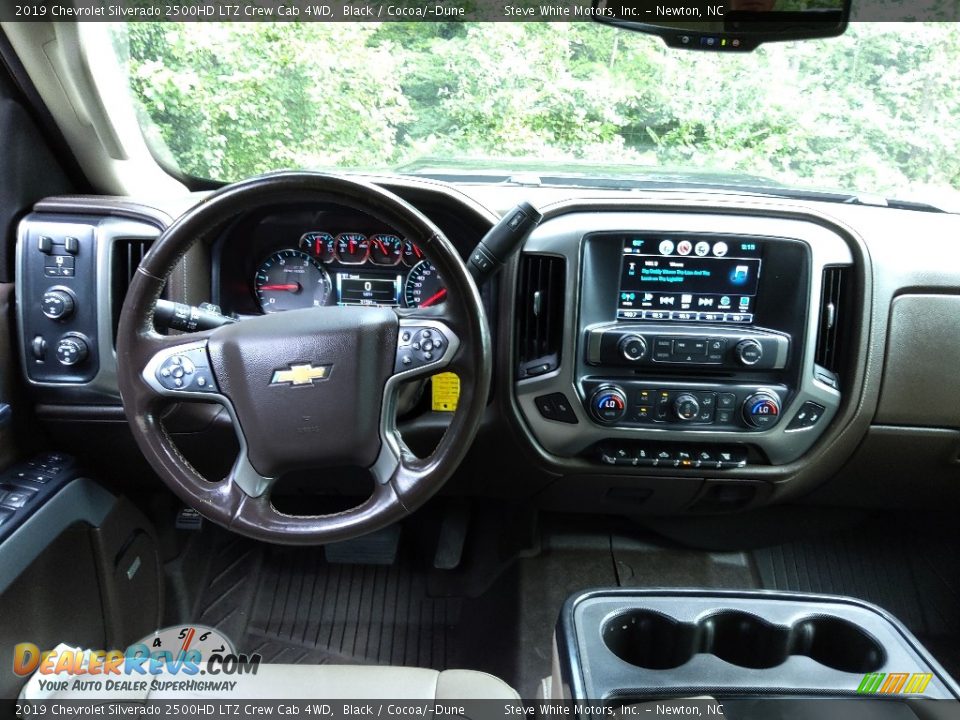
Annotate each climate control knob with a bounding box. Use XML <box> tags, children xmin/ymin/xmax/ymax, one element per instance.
<box><xmin>590</xmin><ymin>386</ymin><xmax>628</xmax><ymax>424</ymax></box>
<box><xmin>735</xmin><ymin>339</ymin><xmax>763</xmax><ymax>366</ymax></box>
<box><xmin>55</xmin><ymin>335</ymin><xmax>89</xmax><ymax>366</ymax></box>
<box><xmin>742</xmin><ymin>392</ymin><xmax>781</xmax><ymax>429</ymax></box>
<box><xmin>618</xmin><ymin>334</ymin><xmax>647</xmax><ymax>362</ymax></box>
<box><xmin>673</xmin><ymin>393</ymin><xmax>700</xmax><ymax>421</ymax></box>
<box><xmin>41</xmin><ymin>289</ymin><xmax>75</xmax><ymax>320</ymax></box>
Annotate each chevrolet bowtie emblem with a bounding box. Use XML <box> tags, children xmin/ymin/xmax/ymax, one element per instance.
<box><xmin>270</xmin><ymin>363</ymin><xmax>332</xmax><ymax>387</ymax></box>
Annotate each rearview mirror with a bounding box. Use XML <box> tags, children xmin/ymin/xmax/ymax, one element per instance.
<box><xmin>592</xmin><ymin>0</ymin><xmax>850</xmax><ymax>51</ymax></box>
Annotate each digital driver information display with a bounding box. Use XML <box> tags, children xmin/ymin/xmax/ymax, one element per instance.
<box><xmin>617</xmin><ymin>236</ymin><xmax>762</xmax><ymax>322</ymax></box>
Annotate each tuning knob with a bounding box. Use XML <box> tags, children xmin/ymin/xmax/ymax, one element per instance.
<box><xmin>55</xmin><ymin>335</ymin><xmax>89</xmax><ymax>366</ymax></box>
<box><xmin>742</xmin><ymin>392</ymin><xmax>781</xmax><ymax>429</ymax></box>
<box><xmin>41</xmin><ymin>288</ymin><xmax>75</xmax><ymax>320</ymax></box>
<box><xmin>735</xmin><ymin>339</ymin><xmax>763</xmax><ymax>366</ymax></box>
<box><xmin>673</xmin><ymin>393</ymin><xmax>701</xmax><ymax>421</ymax></box>
<box><xmin>618</xmin><ymin>334</ymin><xmax>647</xmax><ymax>362</ymax></box>
<box><xmin>590</xmin><ymin>386</ymin><xmax>628</xmax><ymax>424</ymax></box>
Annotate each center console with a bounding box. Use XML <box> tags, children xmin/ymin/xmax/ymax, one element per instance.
<box><xmin>552</xmin><ymin>589</ymin><xmax>960</xmax><ymax>708</ymax></box>
<box><xmin>514</xmin><ymin>210</ymin><xmax>855</xmax><ymax>477</ymax></box>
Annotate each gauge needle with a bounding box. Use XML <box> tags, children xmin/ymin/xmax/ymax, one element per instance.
<box><xmin>419</xmin><ymin>288</ymin><xmax>448</xmax><ymax>307</ymax></box>
<box><xmin>260</xmin><ymin>283</ymin><xmax>301</xmax><ymax>292</ymax></box>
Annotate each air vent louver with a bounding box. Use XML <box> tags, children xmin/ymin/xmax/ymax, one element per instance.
<box><xmin>516</xmin><ymin>254</ymin><xmax>566</xmax><ymax>379</ymax></box>
<box><xmin>814</xmin><ymin>266</ymin><xmax>851</xmax><ymax>384</ymax></box>
<box><xmin>111</xmin><ymin>238</ymin><xmax>154</xmax><ymax>341</ymax></box>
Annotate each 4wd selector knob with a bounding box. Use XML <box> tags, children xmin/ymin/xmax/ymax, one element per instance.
<box><xmin>41</xmin><ymin>288</ymin><xmax>75</xmax><ymax>320</ymax></box>
<box><xmin>742</xmin><ymin>392</ymin><xmax>781</xmax><ymax>429</ymax></box>
<box><xmin>673</xmin><ymin>393</ymin><xmax>700</xmax><ymax>421</ymax></box>
<box><xmin>735</xmin><ymin>339</ymin><xmax>763</xmax><ymax>366</ymax></box>
<box><xmin>55</xmin><ymin>335</ymin><xmax>89</xmax><ymax>366</ymax></box>
<box><xmin>618</xmin><ymin>334</ymin><xmax>647</xmax><ymax>362</ymax></box>
<box><xmin>590</xmin><ymin>386</ymin><xmax>628</xmax><ymax>424</ymax></box>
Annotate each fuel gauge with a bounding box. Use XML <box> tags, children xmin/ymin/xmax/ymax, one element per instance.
<box><xmin>299</xmin><ymin>231</ymin><xmax>335</xmax><ymax>262</ymax></box>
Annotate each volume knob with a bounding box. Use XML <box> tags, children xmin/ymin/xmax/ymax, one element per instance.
<box><xmin>618</xmin><ymin>334</ymin><xmax>647</xmax><ymax>362</ymax></box>
<box><xmin>590</xmin><ymin>386</ymin><xmax>628</xmax><ymax>424</ymax></box>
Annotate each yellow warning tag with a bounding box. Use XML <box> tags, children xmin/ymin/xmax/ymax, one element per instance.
<box><xmin>431</xmin><ymin>372</ymin><xmax>460</xmax><ymax>412</ymax></box>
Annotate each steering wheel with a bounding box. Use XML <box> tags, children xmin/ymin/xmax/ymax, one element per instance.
<box><xmin>116</xmin><ymin>172</ymin><xmax>492</xmax><ymax>545</ymax></box>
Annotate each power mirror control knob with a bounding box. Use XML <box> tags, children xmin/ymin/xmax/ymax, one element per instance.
<box><xmin>673</xmin><ymin>393</ymin><xmax>700</xmax><ymax>421</ymax></box>
<box><xmin>55</xmin><ymin>335</ymin><xmax>89</xmax><ymax>366</ymax></box>
<box><xmin>735</xmin><ymin>339</ymin><xmax>763</xmax><ymax>366</ymax></box>
<box><xmin>41</xmin><ymin>289</ymin><xmax>75</xmax><ymax>320</ymax></box>
<box><xmin>590</xmin><ymin>386</ymin><xmax>628</xmax><ymax>424</ymax></box>
<box><xmin>618</xmin><ymin>334</ymin><xmax>647</xmax><ymax>362</ymax></box>
<box><xmin>742</xmin><ymin>392</ymin><xmax>781</xmax><ymax>429</ymax></box>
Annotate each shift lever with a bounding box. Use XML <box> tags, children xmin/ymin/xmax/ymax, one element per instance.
<box><xmin>466</xmin><ymin>201</ymin><xmax>542</xmax><ymax>284</ymax></box>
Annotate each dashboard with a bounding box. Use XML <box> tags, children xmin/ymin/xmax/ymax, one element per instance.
<box><xmin>12</xmin><ymin>179</ymin><xmax>960</xmax><ymax>517</ymax></box>
<box><xmin>212</xmin><ymin>208</ymin><xmax>447</xmax><ymax>316</ymax></box>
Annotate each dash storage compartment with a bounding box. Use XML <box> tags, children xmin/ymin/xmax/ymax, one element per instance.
<box><xmin>560</xmin><ymin>589</ymin><xmax>960</xmax><ymax>701</ymax></box>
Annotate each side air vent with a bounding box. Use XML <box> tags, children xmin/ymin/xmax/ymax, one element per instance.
<box><xmin>111</xmin><ymin>238</ymin><xmax>154</xmax><ymax>341</ymax></box>
<box><xmin>516</xmin><ymin>254</ymin><xmax>566</xmax><ymax>379</ymax></box>
<box><xmin>814</xmin><ymin>265</ymin><xmax>852</xmax><ymax>387</ymax></box>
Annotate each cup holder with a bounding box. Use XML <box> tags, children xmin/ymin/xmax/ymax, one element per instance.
<box><xmin>602</xmin><ymin>609</ymin><xmax>886</xmax><ymax>674</ymax></box>
<box><xmin>603</xmin><ymin>610</ymin><xmax>699</xmax><ymax>670</ymax></box>
<box><xmin>701</xmin><ymin>611</ymin><xmax>791</xmax><ymax>669</ymax></box>
<box><xmin>795</xmin><ymin>616</ymin><xmax>886</xmax><ymax>673</ymax></box>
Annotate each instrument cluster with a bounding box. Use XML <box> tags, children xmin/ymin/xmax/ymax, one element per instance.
<box><xmin>252</xmin><ymin>231</ymin><xmax>445</xmax><ymax>313</ymax></box>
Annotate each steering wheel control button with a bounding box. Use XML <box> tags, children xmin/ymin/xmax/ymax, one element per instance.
<box><xmin>55</xmin><ymin>335</ymin><xmax>88</xmax><ymax>366</ymax></box>
<box><xmin>156</xmin><ymin>347</ymin><xmax>219</xmax><ymax>394</ymax></box>
<box><xmin>590</xmin><ymin>386</ymin><xmax>627</xmax><ymax>424</ymax></box>
<box><xmin>742</xmin><ymin>392</ymin><xmax>782</xmax><ymax>429</ymax></box>
<box><xmin>735</xmin><ymin>338</ymin><xmax>764</xmax><ymax>366</ymax></box>
<box><xmin>618</xmin><ymin>334</ymin><xmax>647</xmax><ymax>362</ymax></box>
<box><xmin>535</xmin><ymin>393</ymin><xmax>578</xmax><ymax>424</ymax></box>
<box><xmin>41</xmin><ymin>288</ymin><xmax>75</xmax><ymax>320</ymax></box>
<box><xmin>786</xmin><ymin>401</ymin><xmax>827</xmax><ymax>430</ymax></box>
<box><xmin>395</xmin><ymin>325</ymin><xmax>449</xmax><ymax>372</ymax></box>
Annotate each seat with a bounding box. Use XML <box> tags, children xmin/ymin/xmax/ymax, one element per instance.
<box><xmin>20</xmin><ymin>644</ymin><xmax>520</xmax><ymax>702</ymax></box>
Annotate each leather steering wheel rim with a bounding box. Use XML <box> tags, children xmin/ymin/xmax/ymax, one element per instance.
<box><xmin>116</xmin><ymin>172</ymin><xmax>492</xmax><ymax>545</ymax></box>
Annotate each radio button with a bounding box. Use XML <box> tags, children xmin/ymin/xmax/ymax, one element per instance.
<box><xmin>735</xmin><ymin>339</ymin><xmax>764</xmax><ymax>366</ymax></box>
<box><xmin>619</xmin><ymin>334</ymin><xmax>647</xmax><ymax>362</ymax></box>
<box><xmin>673</xmin><ymin>338</ymin><xmax>707</xmax><ymax>357</ymax></box>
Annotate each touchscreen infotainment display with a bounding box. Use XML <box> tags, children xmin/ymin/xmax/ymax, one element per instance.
<box><xmin>617</xmin><ymin>236</ymin><xmax>762</xmax><ymax>322</ymax></box>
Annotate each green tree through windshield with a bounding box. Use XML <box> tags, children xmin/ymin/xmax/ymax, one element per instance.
<box><xmin>118</xmin><ymin>22</ymin><xmax>960</xmax><ymax>204</ymax></box>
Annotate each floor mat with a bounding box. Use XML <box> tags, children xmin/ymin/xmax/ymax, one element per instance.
<box><xmin>191</xmin><ymin>536</ymin><xmax>462</xmax><ymax>669</ymax></box>
<box><xmin>752</xmin><ymin>517</ymin><xmax>960</xmax><ymax>678</ymax></box>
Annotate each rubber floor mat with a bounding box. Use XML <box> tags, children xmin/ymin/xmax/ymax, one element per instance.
<box><xmin>192</xmin><ymin>538</ymin><xmax>462</xmax><ymax>668</ymax></box>
<box><xmin>752</xmin><ymin>518</ymin><xmax>960</xmax><ymax>677</ymax></box>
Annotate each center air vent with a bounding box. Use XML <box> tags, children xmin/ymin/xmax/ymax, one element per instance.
<box><xmin>516</xmin><ymin>254</ymin><xmax>566</xmax><ymax>379</ymax></box>
<box><xmin>111</xmin><ymin>238</ymin><xmax>154</xmax><ymax>342</ymax></box>
<box><xmin>814</xmin><ymin>265</ymin><xmax>852</xmax><ymax>387</ymax></box>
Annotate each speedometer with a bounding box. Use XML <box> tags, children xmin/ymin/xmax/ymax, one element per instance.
<box><xmin>403</xmin><ymin>260</ymin><xmax>446</xmax><ymax>308</ymax></box>
<box><xmin>254</xmin><ymin>249</ymin><xmax>332</xmax><ymax>313</ymax></box>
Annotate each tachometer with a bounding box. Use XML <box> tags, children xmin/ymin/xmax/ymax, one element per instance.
<box><xmin>403</xmin><ymin>260</ymin><xmax>446</xmax><ymax>308</ymax></box>
<box><xmin>369</xmin><ymin>234</ymin><xmax>404</xmax><ymax>266</ymax></box>
<box><xmin>335</xmin><ymin>233</ymin><xmax>369</xmax><ymax>264</ymax></box>
<box><xmin>254</xmin><ymin>249</ymin><xmax>332</xmax><ymax>313</ymax></box>
<box><xmin>299</xmin><ymin>231</ymin><xmax>335</xmax><ymax>262</ymax></box>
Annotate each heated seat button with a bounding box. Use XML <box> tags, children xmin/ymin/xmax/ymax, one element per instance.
<box><xmin>535</xmin><ymin>393</ymin><xmax>578</xmax><ymax>424</ymax></box>
<box><xmin>786</xmin><ymin>401</ymin><xmax>827</xmax><ymax>430</ymax></box>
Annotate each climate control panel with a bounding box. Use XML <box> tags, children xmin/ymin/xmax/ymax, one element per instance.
<box><xmin>583</xmin><ymin>379</ymin><xmax>787</xmax><ymax>431</ymax></box>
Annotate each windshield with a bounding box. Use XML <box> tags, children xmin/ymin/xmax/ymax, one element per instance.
<box><xmin>110</xmin><ymin>22</ymin><xmax>960</xmax><ymax>207</ymax></box>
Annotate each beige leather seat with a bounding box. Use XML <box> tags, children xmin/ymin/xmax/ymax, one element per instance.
<box><xmin>20</xmin><ymin>646</ymin><xmax>520</xmax><ymax>703</ymax></box>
